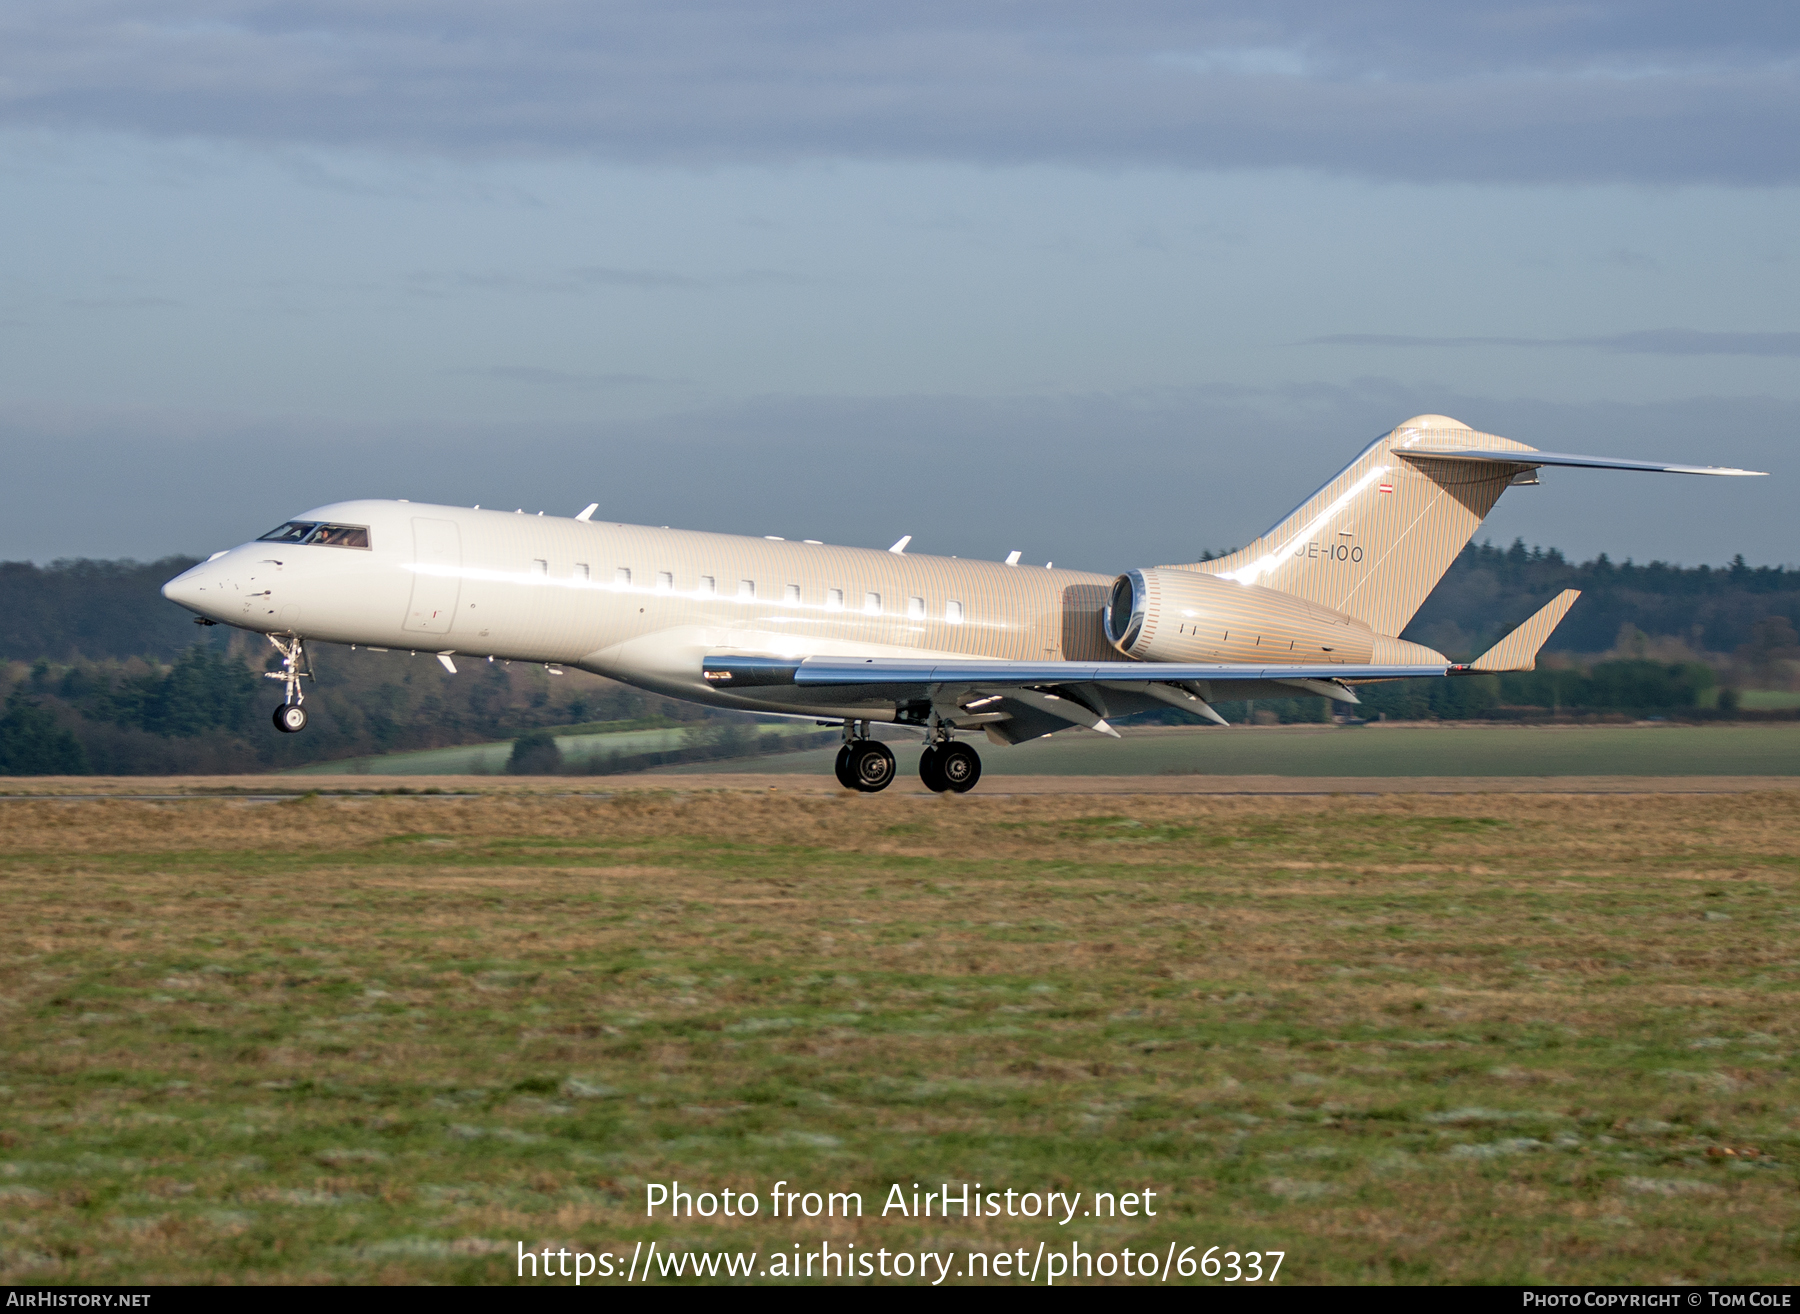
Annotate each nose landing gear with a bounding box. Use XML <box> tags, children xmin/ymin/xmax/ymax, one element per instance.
<box><xmin>266</xmin><ymin>633</ymin><xmax>314</xmax><ymax>734</ymax></box>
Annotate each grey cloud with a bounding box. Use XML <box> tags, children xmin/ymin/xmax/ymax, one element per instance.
<box><xmin>1310</xmin><ymin>331</ymin><xmax>1800</xmax><ymax>356</ymax></box>
<box><xmin>2</xmin><ymin>3</ymin><xmax>1798</xmax><ymax>182</ymax></box>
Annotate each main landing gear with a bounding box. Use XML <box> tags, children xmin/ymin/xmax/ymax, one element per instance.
<box><xmin>919</xmin><ymin>738</ymin><xmax>981</xmax><ymax>794</ymax></box>
<box><xmin>266</xmin><ymin>633</ymin><xmax>313</xmax><ymax>734</ymax></box>
<box><xmin>834</xmin><ymin>721</ymin><xmax>896</xmax><ymax>792</ymax></box>
<box><xmin>832</xmin><ymin>721</ymin><xmax>982</xmax><ymax>794</ymax></box>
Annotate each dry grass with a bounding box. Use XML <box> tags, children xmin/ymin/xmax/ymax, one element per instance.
<box><xmin>0</xmin><ymin>790</ymin><xmax>1796</xmax><ymax>1284</ymax></box>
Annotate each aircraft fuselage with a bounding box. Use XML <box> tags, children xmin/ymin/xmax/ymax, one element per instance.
<box><xmin>162</xmin><ymin>498</ymin><xmax>1412</xmax><ymax>721</ymax></box>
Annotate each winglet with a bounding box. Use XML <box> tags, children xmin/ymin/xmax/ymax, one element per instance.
<box><xmin>1470</xmin><ymin>589</ymin><xmax>1581</xmax><ymax>672</ymax></box>
<box><xmin>576</xmin><ymin>503</ymin><xmax>598</xmax><ymax>522</ymax></box>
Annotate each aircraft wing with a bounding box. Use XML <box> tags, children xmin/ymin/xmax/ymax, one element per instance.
<box><xmin>704</xmin><ymin>653</ymin><xmax>1455</xmax><ymax>742</ymax></box>
<box><xmin>1402</xmin><ymin>449</ymin><xmax>1767</xmax><ymax>476</ymax></box>
<box><xmin>703</xmin><ymin>655</ymin><xmax>1448</xmax><ymax>687</ymax></box>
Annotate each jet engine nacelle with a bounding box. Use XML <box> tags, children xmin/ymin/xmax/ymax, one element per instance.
<box><xmin>1102</xmin><ymin>566</ymin><xmax>1391</xmax><ymax>665</ymax></box>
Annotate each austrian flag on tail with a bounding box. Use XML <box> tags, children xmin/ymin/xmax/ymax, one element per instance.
<box><xmin>1378</xmin><ymin>482</ymin><xmax>1394</xmax><ymax>493</ymax></box>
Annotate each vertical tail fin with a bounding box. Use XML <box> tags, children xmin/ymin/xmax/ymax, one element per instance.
<box><xmin>1185</xmin><ymin>415</ymin><xmax>1540</xmax><ymax>636</ymax></box>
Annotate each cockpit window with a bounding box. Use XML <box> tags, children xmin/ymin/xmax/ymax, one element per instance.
<box><xmin>258</xmin><ymin>521</ymin><xmax>318</xmax><ymax>543</ymax></box>
<box><xmin>305</xmin><ymin>524</ymin><xmax>371</xmax><ymax>548</ymax></box>
<box><xmin>256</xmin><ymin>521</ymin><xmax>371</xmax><ymax>549</ymax></box>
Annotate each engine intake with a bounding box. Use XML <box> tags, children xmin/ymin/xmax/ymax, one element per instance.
<box><xmin>1103</xmin><ymin>570</ymin><xmax>1147</xmax><ymax>650</ymax></box>
<box><xmin>1102</xmin><ymin>567</ymin><xmax>1382</xmax><ymax>665</ymax></box>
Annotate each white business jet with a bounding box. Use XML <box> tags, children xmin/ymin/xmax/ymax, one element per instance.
<box><xmin>163</xmin><ymin>415</ymin><xmax>1762</xmax><ymax>793</ymax></box>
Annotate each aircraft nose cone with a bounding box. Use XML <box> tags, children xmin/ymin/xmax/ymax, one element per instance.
<box><xmin>162</xmin><ymin>564</ymin><xmax>213</xmax><ymax>613</ymax></box>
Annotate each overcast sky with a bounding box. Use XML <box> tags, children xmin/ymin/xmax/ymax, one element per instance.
<box><xmin>2</xmin><ymin>2</ymin><xmax>1796</xmax><ymax>570</ymax></box>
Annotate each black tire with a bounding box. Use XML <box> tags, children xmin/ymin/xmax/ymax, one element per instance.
<box><xmin>834</xmin><ymin>743</ymin><xmax>857</xmax><ymax>789</ymax></box>
<box><xmin>918</xmin><ymin>744</ymin><xmax>948</xmax><ymax>792</ymax></box>
<box><xmin>939</xmin><ymin>741</ymin><xmax>981</xmax><ymax>792</ymax></box>
<box><xmin>849</xmin><ymin>741</ymin><xmax>896</xmax><ymax>793</ymax></box>
<box><xmin>273</xmin><ymin>704</ymin><xmax>309</xmax><ymax>734</ymax></box>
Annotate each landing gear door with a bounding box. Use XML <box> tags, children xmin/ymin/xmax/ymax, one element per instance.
<box><xmin>403</xmin><ymin>517</ymin><xmax>462</xmax><ymax>634</ymax></box>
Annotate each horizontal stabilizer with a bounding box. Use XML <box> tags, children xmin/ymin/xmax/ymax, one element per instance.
<box><xmin>1469</xmin><ymin>589</ymin><xmax>1581</xmax><ymax>672</ymax></box>
<box><xmin>1403</xmin><ymin>449</ymin><xmax>1767</xmax><ymax>477</ymax></box>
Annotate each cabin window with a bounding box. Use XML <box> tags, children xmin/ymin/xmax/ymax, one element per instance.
<box><xmin>826</xmin><ymin>588</ymin><xmax>843</xmax><ymax>610</ymax></box>
<box><xmin>615</xmin><ymin>567</ymin><xmax>632</xmax><ymax>586</ymax></box>
<box><xmin>532</xmin><ymin>559</ymin><xmax>548</xmax><ymax>576</ymax></box>
<box><xmin>907</xmin><ymin>596</ymin><xmax>925</xmax><ymax>619</ymax></box>
<box><xmin>946</xmin><ymin>600</ymin><xmax>964</xmax><ymax>624</ymax></box>
<box><xmin>864</xmin><ymin>592</ymin><xmax>881</xmax><ymax>615</ymax></box>
<box><xmin>656</xmin><ymin>571</ymin><xmax>673</xmax><ymax>592</ymax></box>
<box><xmin>699</xmin><ymin>575</ymin><xmax>715</xmax><ymax>595</ymax></box>
<box><xmin>738</xmin><ymin>580</ymin><xmax>755</xmax><ymax>599</ymax></box>
<box><xmin>574</xmin><ymin>563</ymin><xmax>589</xmax><ymax>582</ymax></box>
<box><xmin>785</xmin><ymin>583</ymin><xmax>801</xmax><ymax>604</ymax></box>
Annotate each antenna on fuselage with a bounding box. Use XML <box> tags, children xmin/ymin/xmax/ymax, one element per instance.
<box><xmin>889</xmin><ymin>535</ymin><xmax>911</xmax><ymax>554</ymax></box>
<box><xmin>1005</xmin><ymin>550</ymin><xmax>1022</xmax><ymax>566</ymax></box>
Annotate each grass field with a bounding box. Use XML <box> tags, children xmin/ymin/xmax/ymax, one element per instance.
<box><xmin>1</xmin><ymin>789</ymin><xmax>1796</xmax><ymax>1285</ymax></box>
<box><xmin>1739</xmin><ymin>692</ymin><xmax>1800</xmax><ymax>711</ymax></box>
<box><xmin>287</xmin><ymin>720</ymin><xmax>825</xmax><ymax>776</ymax></box>
<box><xmin>666</xmin><ymin>723</ymin><xmax>1800</xmax><ymax>778</ymax></box>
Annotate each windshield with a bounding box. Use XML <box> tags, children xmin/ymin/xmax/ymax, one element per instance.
<box><xmin>307</xmin><ymin>524</ymin><xmax>370</xmax><ymax>548</ymax></box>
<box><xmin>256</xmin><ymin>521</ymin><xmax>372</xmax><ymax>549</ymax></box>
<box><xmin>258</xmin><ymin>521</ymin><xmax>317</xmax><ymax>543</ymax></box>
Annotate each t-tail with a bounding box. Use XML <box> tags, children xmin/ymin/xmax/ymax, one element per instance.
<box><xmin>1182</xmin><ymin>414</ymin><xmax>1764</xmax><ymax>637</ymax></box>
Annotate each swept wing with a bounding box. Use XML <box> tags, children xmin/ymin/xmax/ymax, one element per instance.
<box><xmin>703</xmin><ymin>656</ymin><xmax>1449</xmax><ymax>687</ymax></box>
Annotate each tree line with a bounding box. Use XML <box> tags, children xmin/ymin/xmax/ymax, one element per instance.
<box><xmin>1400</xmin><ymin>540</ymin><xmax>1800</xmax><ymax>660</ymax></box>
<box><xmin>0</xmin><ymin>542</ymin><xmax>1796</xmax><ymax>772</ymax></box>
<box><xmin>0</xmin><ymin>639</ymin><xmax>712</xmax><ymax>775</ymax></box>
